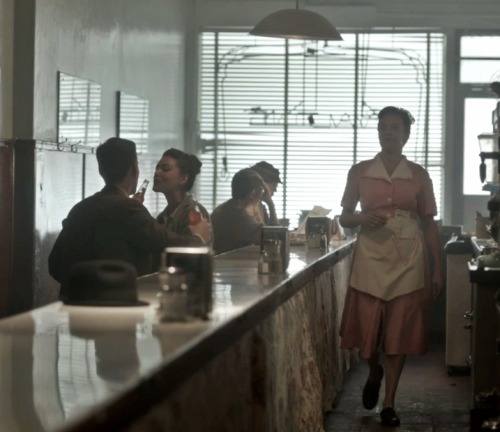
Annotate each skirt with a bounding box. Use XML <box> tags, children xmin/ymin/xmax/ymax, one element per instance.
<box><xmin>339</xmin><ymin>286</ymin><xmax>430</xmax><ymax>359</ymax></box>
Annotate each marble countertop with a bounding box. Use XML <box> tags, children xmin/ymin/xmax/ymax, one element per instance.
<box><xmin>0</xmin><ymin>240</ymin><xmax>354</xmax><ymax>432</ymax></box>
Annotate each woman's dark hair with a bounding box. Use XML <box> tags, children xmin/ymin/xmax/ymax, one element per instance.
<box><xmin>378</xmin><ymin>106</ymin><xmax>415</xmax><ymax>135</ymax></box>
<box><xmin>162</xmin><ymin>148</ymin><xmax>202</xmax><ymax>191</ymax></box>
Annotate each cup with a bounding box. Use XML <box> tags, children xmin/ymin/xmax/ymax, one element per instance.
<box><xmin>278</xmin><ymin>218</ymin><xmax>290</xmax><ymax>228</ymax></box>
<box><xmin>475</xmin><ymin>216</ymin><xmax>491</xmax><ymax>239</ymax></box>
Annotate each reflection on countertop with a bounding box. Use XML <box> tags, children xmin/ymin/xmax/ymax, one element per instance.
<box><xmin>0</xmin><ymin>239</ymin><xmax>355</xmax><ymax>432</ymax></box>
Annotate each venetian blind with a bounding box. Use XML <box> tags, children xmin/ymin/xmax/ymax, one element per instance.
<box><xmin>198</xmin><ymin>31</ymin><xmax>445</xmax><ymax>227</ymax></box>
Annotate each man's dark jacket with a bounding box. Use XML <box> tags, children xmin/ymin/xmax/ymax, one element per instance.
<box><xmin>49</xmin><ymin>185</ymin><xmax>189</xmax><ymax>298</ymax></box>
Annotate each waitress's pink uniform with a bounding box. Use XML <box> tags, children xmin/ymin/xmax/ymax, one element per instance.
<box><xmin>339</xmin><ymin>154</ymin><xmax>437</xmax><ymax>358</ymax></box>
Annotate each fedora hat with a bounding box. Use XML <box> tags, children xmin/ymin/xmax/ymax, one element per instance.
<box><xmin>250</xmin><ymin>161</ymin><xmax>282</xmax><ymax>184</ymax></box>
<box><xmin>65</xmin><ymin>260</ymin><xmax>148</xmax><ymax>306</ymax></box>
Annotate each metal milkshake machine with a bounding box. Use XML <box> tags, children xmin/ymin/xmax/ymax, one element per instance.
<box><xmin>469</xmin><ymin>118</ymin><xmax>500</xmax><ymax>430</ymax></box>
<box><xmin>477</xmin><ymin>132</ymin><xmax>500</xmax><ymax>268</ymax></box>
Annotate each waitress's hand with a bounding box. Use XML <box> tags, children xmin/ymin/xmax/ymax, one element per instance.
<box><xmin>360</xmin><ymin>211</ymin><xmax>388</xmax><ymax>228</ymax></box>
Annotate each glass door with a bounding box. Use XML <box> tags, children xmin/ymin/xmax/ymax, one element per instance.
<box><xmin>454</xmin><ymin>86</ymin><xmax>497</xmax><ymax>231</ymax></box>
<box><xmin>453</xmin><ymin>33</ymin><xmax>500</xmax><ymax>229</ymax></box>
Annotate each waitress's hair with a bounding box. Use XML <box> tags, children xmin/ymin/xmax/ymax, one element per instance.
<box><xmin>162</xmin><ymin>148</ymin><xmax>202</xmax><ymax>191</ymax></box>
<box><xmin>378</xmin><ymin>106</ymin><xmax>415</xmax><ymax>135</ymax></box>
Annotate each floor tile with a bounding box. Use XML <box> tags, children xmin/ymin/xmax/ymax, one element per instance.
<box><xmin>324</xmin><ymin>343</ymin><xmax>471</xmax><ymax>431</ymax></box>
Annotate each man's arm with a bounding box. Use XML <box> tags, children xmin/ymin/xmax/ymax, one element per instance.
<box><xmin>261</xmin><ymin>189</ymin><xmax>279</xmax><ymax>225</ymax></box>
<box><xmin>48</xmin><ymin>227</ymin><xmax>67</xmax><ymax>283</ymax></box>
<box><xmin>124</xmin><ymin>200</ymin><xmax>210</xmax><ymax>251</ymax></box>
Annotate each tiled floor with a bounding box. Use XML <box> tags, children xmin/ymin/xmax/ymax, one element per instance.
<box><xmin>324</xmin><ymin>343</ymin><xmax>471</xmax><ymax>431</ymax></box>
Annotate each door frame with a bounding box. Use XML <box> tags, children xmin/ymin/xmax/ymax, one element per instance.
<box><xmin>452</xmin><ymin>84</ymin><xmax>496</xmax><ymax>227</ymax></box>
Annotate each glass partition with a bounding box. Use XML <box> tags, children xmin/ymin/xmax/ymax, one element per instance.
<box><xmin>117</xmin><ymin>91</ymin><xmax>150</xmax><ymax>154</ymax></box>
<box><xmin>57</xmin><ymin>72</ymin><xmax>101</xmax><ymax>146</ymax></box>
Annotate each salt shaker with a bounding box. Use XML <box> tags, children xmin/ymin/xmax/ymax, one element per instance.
<box><xmin>320</xmin><ymin>227</ymin><xmax>329</xmax><ymax>250</ymax></box>
<box><xmin>260</xmin><ymin>239</ymin><xmax>283</xmax><ymax>274</ymax></box>
<box><xmin>258</xmin><ymin>248</ymin><xmax>270</xmax><ymax>274</ymax></box>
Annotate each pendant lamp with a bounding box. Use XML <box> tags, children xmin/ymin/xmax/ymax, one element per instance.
<box><xmin>250</xmin><ymin>0</ymin><xmax>343</xmax><ymax>41</ymax></box>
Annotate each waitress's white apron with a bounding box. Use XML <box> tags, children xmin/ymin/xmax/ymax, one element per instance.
<box><xmin>349</xmin><ymin>215</ymin><xmax>425</xmax><ymax>301</ymax></box>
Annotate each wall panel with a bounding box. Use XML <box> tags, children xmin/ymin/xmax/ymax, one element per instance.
<box><xmin>0</xmin><ymin>144</ymin><xmax>13</xmax><ymax>317</ymax></box>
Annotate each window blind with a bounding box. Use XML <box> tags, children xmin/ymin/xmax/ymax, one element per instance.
<box><xmin>198</xmin><ymin>31</ymin><xmax>445</xmax><ymax>227</ymax></box>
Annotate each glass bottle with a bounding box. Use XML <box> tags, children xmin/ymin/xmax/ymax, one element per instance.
<box><xmin>138</xmin><ymin>179</ymin><xmax>149</xmax><ymax>196</ymax></box>
<box><xmin>188</xmin><ymin>200</ymin><xmax>202</xmax><ymax>225</ymax></box>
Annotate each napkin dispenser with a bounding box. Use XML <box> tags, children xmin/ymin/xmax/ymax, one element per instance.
<box><xmin>261</xmin><ymin>226</ymin><xmax>290</xmax><ymax>271</ymax></box>
<box><xmin>306</xmin><ymin>216</ymin><xmax>331</xmax><ymax>248</ymax></box>
<box><xmin>161</xmin><ymin>246</ymin><xmax>213</xmax><ymax>319</ymax></box>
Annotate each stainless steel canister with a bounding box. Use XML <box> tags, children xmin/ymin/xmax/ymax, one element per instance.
<box><xmin>157</xmin><ymin>266</ymin><xmax>189</xmax><ymax>322</ymax></box>
<box><xmin>305</xmin><ymin>216</ymin><xmax>331</xmax><ymax>249</ymax></box>
<box><xmin>161</xmin><ymin>246</ymin><xmax>213</xmax><ymax>320</ymax></box>
<box><xmin>261</xmin><ymin>226</ymin><xmax>289</xmax><ymax>271</ymax></box>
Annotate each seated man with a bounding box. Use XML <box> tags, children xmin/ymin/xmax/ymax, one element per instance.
<box><xmin>249</xmin><ymin>161</ymin><xmax>281</xmax><ymax>225</ymax></box>
<box><xmin>211</xmin><ymin>168</ymin><xmax>278</xmax><ymax>255</ymax></box>
<box><xmin>48</xmin><ymin>137</ymin><xmax>211</xmax><ymax>299</ymax></box>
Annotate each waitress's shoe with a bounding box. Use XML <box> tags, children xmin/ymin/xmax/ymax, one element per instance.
<box><xmin>380</xmin><ymin>407</ymin><xmax>401</xmax><ymax>427</ymax></box>
<box><xmin>362</xmin><ymin>364</ymin><xmax>384</xmax><ymax>409</ymax></box>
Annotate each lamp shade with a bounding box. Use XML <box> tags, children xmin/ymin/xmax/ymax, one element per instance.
<box><xmin>250</xmin><ymin>8</ymin><xmax>343</xmax><ymax>41</ymax></box>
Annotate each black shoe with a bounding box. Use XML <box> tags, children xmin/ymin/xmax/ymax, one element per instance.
<box><xmin>362</xmin><ymin>364</ymin><xmax>384</xmax><ymax>409</ymax></box>
<box><xmin>380</xmin><ymin>407</ymin><xmax>400</xmax><ymax>427</ymax></box>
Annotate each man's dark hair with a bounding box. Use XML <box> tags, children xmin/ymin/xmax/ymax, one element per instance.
<box><xmin>96</xmin><ymin>138</ymin><xmax>137</xmax><ymax>185</ymax></box>
<box><xmin>231</xmin><ymin>168</ymin><xmax>263</xmax><ymax>200</ymax></box>
<box><xmin>378</xmin><ymin>106</ymin><xmax>415</xmax><ymax>135</ymax></box>
<box><xmin>162</xmin><ymin>148</ymin><xmax>202</xmax><ymax>191</ymax></box>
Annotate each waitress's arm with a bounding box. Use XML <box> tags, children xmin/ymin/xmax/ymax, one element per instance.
<box><xmin>422</xmin><ymin>215</ymin><xmax>444</xmax><ymax>299</ymax></box>
<box><xmin>339</xmin><ymin>207</ymin><xmax>364</xmax><ymax>228</ymax></box>
<box><xmin>339</xmin><ymin>207</ymin><xmax>388</xmax><ymax>229</ymax></box>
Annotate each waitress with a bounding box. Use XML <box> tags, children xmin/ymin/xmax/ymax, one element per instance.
<box><xmin>338</xmin><ymin>106</ymin><xmax>443</xmax><ymax>427</ymax></box>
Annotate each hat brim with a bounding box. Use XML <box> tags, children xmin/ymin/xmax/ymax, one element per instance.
<box><xmin>64</xmin><ymin>299</ymin><xmax>149</xmax><ymax>307</ymax></box>
<box><xmin>255</xmin><ymin>175</ymin><xmax>282</xmax><ymax>183</ymax></box>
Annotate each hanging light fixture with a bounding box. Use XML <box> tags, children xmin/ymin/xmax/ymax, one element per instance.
<box><xmin>250</xmin><ymin>0</ymin><xmax>343</xmax><ymax>41</ymax></box>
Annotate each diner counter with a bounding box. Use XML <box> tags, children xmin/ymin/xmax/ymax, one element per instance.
<box><xmin>0</xmin><ymin>239</ymin><xmax>355</xmax><ymax>432</ymax></box>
